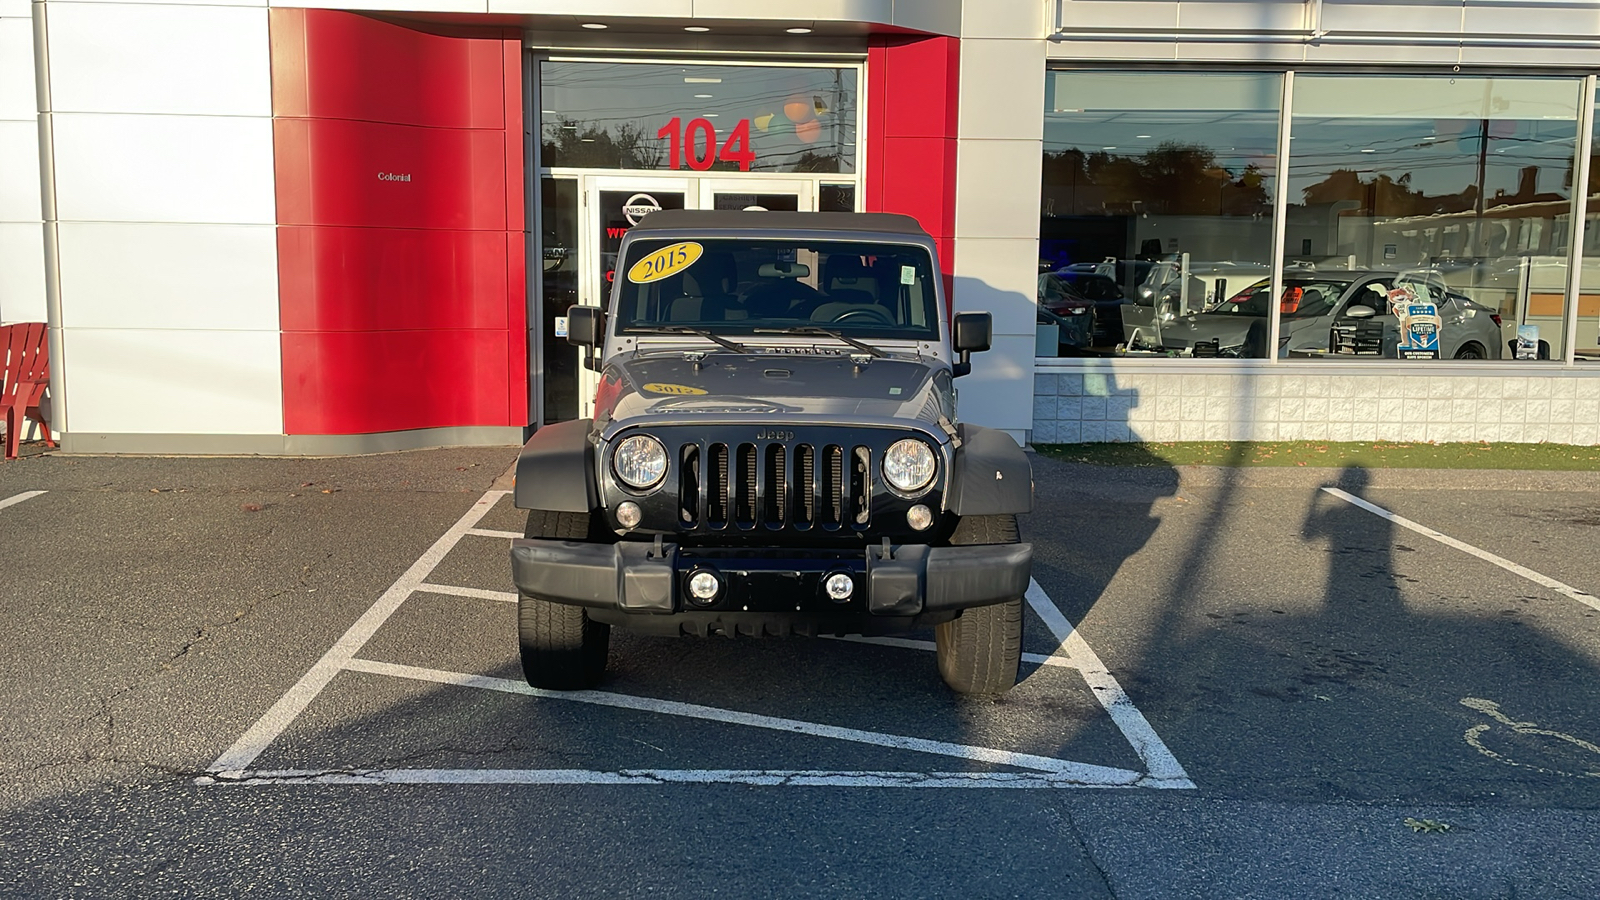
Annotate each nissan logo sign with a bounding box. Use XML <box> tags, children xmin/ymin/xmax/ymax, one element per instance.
<box><xmin>623</xmin><ymin>193</ymin><xmax>662</xmax><ymax>226</ymax></box>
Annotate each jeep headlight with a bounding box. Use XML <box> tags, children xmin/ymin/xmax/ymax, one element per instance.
<box><xmin>883</xmin><ymin>439</ymin><xmax>936</xmax><ymax>494</ymax></box>
<box><xmin>613</xmin><ymin>434</ymin><xmax>668</xmax><ymax>489</ymax></box>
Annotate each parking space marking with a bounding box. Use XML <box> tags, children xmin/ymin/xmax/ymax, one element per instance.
<box><xmin>826</xmin><ymin>634</ymin><xmax>1078</xmax><ymax>670</ymax></box>
<box><xmin>1025</xmin><ymin>580</ymin><xmax>1195</xmax><ymax>788</ymax></box>
<box><xmin>0</xmin><ymin>490</ymin><xmax>46</xmax><ymax>511</ymax></box>
<box><xmin>204</xmin><ymin>491</ymin><xmax>1192</xmax><ymax>790</ymax></box>
<box><xmin>206</xmin><ymin>769</ymin><xmax>1136</xmax><ymax>788</ymax></box>
<box><xmin>207</xmin><ymin>490</ymin><xmax>511</xmax><ymax>776</ymax></box>
<box><xmin>417</xmin><ymin>583</ymin><xmax>518</xmax><ymax>603</ymax></box>
<box><xmin>343</xmin><ymin>658</ymin><xmax>1143</xmax><ymax>783</ymax></box>
<box><xmin>1324</xmin><ymin>487</ymin><xmax>1600</xmax><ymax>615</ymax></box>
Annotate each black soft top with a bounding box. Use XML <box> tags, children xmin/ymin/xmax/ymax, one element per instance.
<box><xmin>630</xmin><ymin>209</ymin><xmax>929</xmax><ymax>237</ymax></box>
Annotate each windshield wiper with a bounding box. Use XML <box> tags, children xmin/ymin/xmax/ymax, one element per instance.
<box><xmin>634</xmin><ymin>325</ymin><xmax>746</xmax><ymax>354</ymax></box>
<box><xmin>753</xmin><ymin>326</ymin><xmax>886</xmax><ymax>358</ymax></box>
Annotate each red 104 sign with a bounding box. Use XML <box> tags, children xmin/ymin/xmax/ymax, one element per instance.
<box><xmin>657</xmin><ymin>117</ymin><xmax>756</xmax><ymax>171</ymax></box>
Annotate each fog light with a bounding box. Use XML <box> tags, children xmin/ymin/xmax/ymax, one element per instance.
<box><xmin>687</xmin><ymin>570</ymin><xmax>721</xmax><ymax>603</ymax></box>
<box><xmin>824</xmin><ymin>572</ymin><xmax>854</xmax><ymax>602</ymax></box>
<box><xmin>616</xmin><ymin>501</ymin><xmax>642</xmax><ymax>530</ymax></box>
<box><xmin>907</xmin><ymin>504</ymin><xmax>933</xmax><ymax>531</ymax></box>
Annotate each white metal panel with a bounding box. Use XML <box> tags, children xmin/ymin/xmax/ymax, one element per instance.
<box><xmin>0</xmin><ymin>222</ymin><xmax>47</xmax><ymax>324</ymax></box>
<box><xmin>62</xmin><ymin>327</ymin><xmax>284</xmax><ymax>434</ymax></box>
<box><xmin>958</xmin><ymin>39</ymin><xmax>1045</xmax><ymax>142</ymax></box>
<box><xmin>0</xmin><ymin>15</ymin><xmax>35</xmax><ymax>121</ymax></box>
<box><xmin>1172</xmin><ymin>41</ymin><xmax>1307</xmax><ymax>63</ymax></box>
<box><xmin>1175</xmin><ymin>1</ymin><xmax>1306</xmax><ymax>32</ymax></box>
<box><xmin>0</xmin><ymin>0</ymin><xmax>33</xmax><ymax>17</ymax></box>
<box><xmin>57</xmin><ymin>223</ymin><xmax>280</xmax><ymax>330</ymax></box>
<box><xmin>690</xmin><ymin>0</ymin><xmax>888</xmax><ymax>21</ymax></box>
<box><xmin>951</xmin><ymin>237</ymin><xmax>1040</xmax><ymax>337</ymax></box>
<box><xmin>1317</xmin><ymin>0</ymin><xmax>1463</xmax><ymax>36</ymax></box>
<box><xmin>47</xmin><ymin>4</ymin><xmax>270</xmax><ymax>116</ymax></box>
<box><xmin>485</xmin><ymin>0</ymin><xmax>685</xmax><ymax>14</ymax></box>
<box><xmin>51</xmin><ymin>113</ymin><xmax>275</xmax><ymax>224</ymax></box>
<box><xmin>954</xmin><ymin>333</ymin><xmax>1036</xmax><ymax>432</ymax></box>
<box><xmin>954</xmin><ymin>138</ymin><xmax>1044</xmax><ymax>241</ymax></box>
<box><xmin>0</xmin><ymin>120</ymin><xmax>42</xmax><ymax>222</ymax></box>
<box><xmin>1057</xmin><ymin>0</ymin><xmax>1178</xmax><ymax>30</ymax></box>
<box><xmin>961</xmin><ymin>0</ymin><xmax>1046</xmax><ymax>39</ymax></box>
<box><xmin>278</xmin><ymin>0</ymin><xmax>489</xmax><ymax>12</ymax></box>
<box><xmin>1462</xmin><ymin>1</ymin><xmax>1600</xmax><ymax>38</ymax></box>
<box><xmin>47</xmin><ymin>0</ymin><xmax>262</xmax><ymax>6</ymax></box>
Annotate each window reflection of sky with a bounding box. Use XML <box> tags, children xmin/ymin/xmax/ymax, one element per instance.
<box><xmin>541</xmin><ymin>62</ymin><xmax>857</xmax><ymax>173</ymax></box>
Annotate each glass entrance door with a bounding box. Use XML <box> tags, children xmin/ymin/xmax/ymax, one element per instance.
<box><xmin>698</xmin><ymin>177</ymin><xmax>813</xmax><ymax>213</ymax></box>
<box><xmin>551</xmin><ymin>174</ymin><xmax>820</xmax><ymax>420</ymax></box>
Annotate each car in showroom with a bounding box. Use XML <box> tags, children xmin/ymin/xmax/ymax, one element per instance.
<box><xmin>509</xmin><ymin>210</ymin><xmax>1034</xmax><ymax>696</ymax></box>
<box><xmin>1139</xmin><ymin>271</ymin><xmax>1505</xmax><ymax>359</ymax></box>
<box><xmin>1037</xmin><ymin>269</ymin><xmax>1127</xmax><ymax>351</ymax></box>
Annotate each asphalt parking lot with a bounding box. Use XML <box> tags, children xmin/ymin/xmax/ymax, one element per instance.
<box><xmin>3</xmin><ymin>447</ymin><xmax>1600</xmax><ymax>898</ymax></box>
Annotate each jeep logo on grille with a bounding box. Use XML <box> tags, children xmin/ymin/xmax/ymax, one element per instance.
<box><xmin>755</xmin><ymin>429</ymin><xmax>795</xmax><ymax>442</ymax></box>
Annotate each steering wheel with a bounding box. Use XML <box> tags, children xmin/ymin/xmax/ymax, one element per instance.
<box><xmin>828</xmin><ymin>307</ymin><xmax>895</xmax><ymax>325</ymax></box>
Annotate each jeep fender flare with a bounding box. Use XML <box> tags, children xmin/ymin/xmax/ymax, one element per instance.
<box><xmin>513</xmin><ymin>418</ymin><xmax>599</xmax><ymax>513</ymax></box>
<box><xmin>947</xmin><ymin>424</ymin><xmax>1033</xmax><ymax>517</ymax></box>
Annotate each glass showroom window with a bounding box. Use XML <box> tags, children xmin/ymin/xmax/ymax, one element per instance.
<box><xmin>1578</xmin><ymin>83</ymin><xmax>1600</xmax><ymax>362</ymax></box>
<box><xmin>1281</xmin><ymin>75</ymin><xmax>1583</xmax><ymax>363</ymax></box>
<box><xmin>1040</xmin><ymin>72</ymin><xmax>1281</xmax><ymax>359</ymax></box>
<box><xmin>541</xmin><ymin>61</ymin><xmax>858</xmax><ymax>174</ymax></box>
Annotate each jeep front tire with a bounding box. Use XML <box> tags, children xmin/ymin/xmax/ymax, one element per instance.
<box><xmin>517</xmin><ymin>510</ymin><xmax>609</xmax><ymax>690</ymax></box>
<box><xmin>934</xmin><ymin>514</ymin><xmax>1024</xmax><ymax>695</ymax></box>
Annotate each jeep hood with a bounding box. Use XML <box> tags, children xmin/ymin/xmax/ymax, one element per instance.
<box><xmin>596</xmin><ymin>351</ymin><xmax>951</xmax><ymax>427</ymax></box>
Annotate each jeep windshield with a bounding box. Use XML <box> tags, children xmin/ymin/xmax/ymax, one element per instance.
<box><xmin>613</xmin><ymin>239</ymin><xmax>941</xmax><ymax>342</ymax></box>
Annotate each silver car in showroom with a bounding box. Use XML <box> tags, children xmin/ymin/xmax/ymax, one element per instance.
<box><xmin>1145</xmin><ymin>271</ymin><xmax>1504</xmax><ymax>359</ymax></box>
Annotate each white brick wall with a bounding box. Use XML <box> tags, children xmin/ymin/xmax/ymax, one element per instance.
<box><xmin>1032</xmin><ymin>363</ymin><xmax>1600</xmax><ymax>446</ymax></box>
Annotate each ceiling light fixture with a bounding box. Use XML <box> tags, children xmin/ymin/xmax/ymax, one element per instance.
<box><xmin>694</xmin><ymin>93</ymin><xmax>713</xmax><ymax>99</ymax></box>
<box><xmin>580</xmin><ymin>22</ymin><xmax>607</xmax><ymax>30</ymax></box>
<box><xmin>684</xmin><ymin>25</ymin><xmax>710</xmax><ymax>32</ymax></box>
<box><xmin>786</xmin><ymin>27</ymin><xmax>813</xmax><ymax>34</ymax></box>
<box><xmin>684</xmin><ymin>77</ymin><xmax>722</xmax><ymax>84</ymax></box>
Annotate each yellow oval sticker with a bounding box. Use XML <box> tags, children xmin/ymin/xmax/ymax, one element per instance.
<box><xmin>642</xmin><ymin>382</ymin><xmax>708</xmax><ymax>396</ymax></box>
<box><xmin>627</xmin><ymin>241</ymin><xmax>704</xmax><ymax>284</ymax></box>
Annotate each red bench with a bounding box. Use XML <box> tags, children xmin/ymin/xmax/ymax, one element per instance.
<box><xmin>1</xmin><ymin>322</ymin><xmax>53</xmax><ymax>460</ymax></box>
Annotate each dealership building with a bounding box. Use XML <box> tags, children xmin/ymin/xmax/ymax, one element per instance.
<box><xmin>7</xmin><ymin>0</ymin><xmax>1600</xmax><ymax>453</ymax></box>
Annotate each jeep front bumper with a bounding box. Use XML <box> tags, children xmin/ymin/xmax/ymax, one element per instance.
<box><xmin>509</xmin><ymin>539</ymin><xmax>1032</xmax><ymax>617</ymax></box>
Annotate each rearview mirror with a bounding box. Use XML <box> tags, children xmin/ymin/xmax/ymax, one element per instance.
<box><xmin>568</xmin><ymin>306</ymin><xmax>603</xmax><ymax>347</ymax></box>
<box><xmin>1344</xmin><ymin>305</ymin><xmax>1376</xmax><ymax>319</ymax></box>
<box><xmin>951</xmin><ymin>312</ymin><xmax>992</xmax><ymax>377</ymax></box>
<box><xmin>567</xmin><ymin>305</ymin><xmax>604</xmax><ymax>371</ymax></box>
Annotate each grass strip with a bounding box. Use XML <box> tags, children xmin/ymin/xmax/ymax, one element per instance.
<box><xmin>1034</xmin><ymin>441</ymin><xmax>1600</xmax><ymax>470</ymax></box>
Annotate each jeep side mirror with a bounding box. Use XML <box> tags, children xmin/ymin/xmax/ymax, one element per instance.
<box><xmin>951</xmin><ymin>312</ymin><xmax>992</xmax><ymax>377</ymax></box>
<box><xmin>567</xmin><ymin>305</ymin><xmax>604</xmax><ymax>371</ymax></box>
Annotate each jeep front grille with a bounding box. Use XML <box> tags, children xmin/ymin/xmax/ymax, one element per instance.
<box><xmin>678</xmin><ymin>441</ymin><xmax>872</xmax><ymax>532</ymax></box>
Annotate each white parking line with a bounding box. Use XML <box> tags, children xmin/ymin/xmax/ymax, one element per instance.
<box><xmin>203</xmin><ymin>769</ymin><xmax>1137</xmax><ymax>788</ymax></box>
<box><xmin>207</xmin><ymin>490</ymin><xmax>510</xmax><ymax>775</ymax></box>
<box><xmin>343</xmin><ymin>658</ymin><xmax>1143</xmax><ymax>783</ymax></box>
<box><xmin>204</xmin><ymin>492</ymin><xmax>1191</xmax><ymax>789</ymax></box>
<box><xmin>417</xmin><ymin>583</ymin><xmax>519</xmax><ymax>603</ymax></box>
<box><xmin>1025</xmin><ymin>580</ymin><xmax>1195</xmax><ymax>788</ymax></box>
<box><xmin>1324</xmin><ymin>487</ymin><xmax>1600</xmax><ymax>615</ymax></box>
<box><xmin>0</xmin><ymin>490</ymin><xmax>46</xmax><ymax>511</ymax></box>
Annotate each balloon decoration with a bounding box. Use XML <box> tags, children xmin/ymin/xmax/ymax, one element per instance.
<box><xmin>784</xmin><ymin>94</ymin><xmax>821</xmax><ymax>143</ymax></box>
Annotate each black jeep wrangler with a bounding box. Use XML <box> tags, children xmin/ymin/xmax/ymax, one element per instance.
<box><xmin>510</xmin><ymin>210</ymin><xmax>1033</xmax><ymax>695</ymax></box>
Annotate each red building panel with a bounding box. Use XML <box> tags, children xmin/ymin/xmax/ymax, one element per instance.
<box><xmin>282</xmin><ymin>330</ymin><xmax>511</xmax><ymax>435</ymax></box>
<box><xmin>866</xmin><ymin>35</ymin><xmax>960</xmax><ymax>302</ymax></box>
<box><xmin>277</xmin><ymin>226</ymin><xmax>509</xmax><ymax>332</ymax></box>
<box><xmin>273</xmin><ymin>117</ymin><xmax>507</xmax><ymax>231</ymax></box>
<box><xmin>271</xmin><ymin>9</ymin><xmax>526</xmax><ymax>436</ymax></box>
<box><xmin>271</xmin><ymin>8</ymin><xmax>504</xmax><ymax>129</ymax></box>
